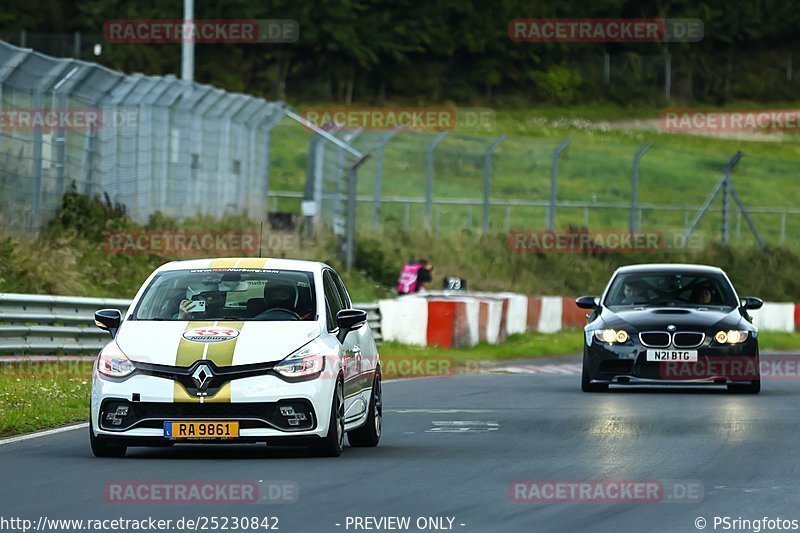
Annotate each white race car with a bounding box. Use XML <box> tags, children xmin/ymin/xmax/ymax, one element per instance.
<box><xmin>90</xmin><ymin>258</ymin><xmax>382</xmax><ymax>457</ymax></box>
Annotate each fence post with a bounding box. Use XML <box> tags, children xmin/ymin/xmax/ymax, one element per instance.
<box><xmin>682</xmin><ymin>151</ymin><xmax>742</xmax><ymax>246</ymax></box>
<box><xmin>482</xmin><ymin>135</ymin><xmax>505</xmax><ymax>233</ymax></box>
<box><xmin>781</xmin><ymin>211</ymin><xmax>786</xmax><ymax>244</ymax></box>
<box><xmin>373</xmin><ymin>128</ymin><xmax>399</xmax><ymax>228</ymax></box>
<box><xmin>630</xmin><ymin>142</ymin><xmax>652</xmax><ymax>232</ymax></box>
<box><xmin>345</xmin><ymin>155</ymin><xmax>370</xmax><ymax>271</ymax></box>
<box><xmin>547</xmin><ymin>137</ymin><xmax>571</xmax><ymax>231</ymax></box>
<box><xmin>31</xmin><ymin>86</ymin><xmax>44</xmax><ymax>233</ymax></box>
<box><xmin>425</xmin><ymin>132</ymin><xmax>448</xmax><ymax>230</ymax></box>
<box><xmin>664</xmin><ymin>53</ymin><xmax>672</xmax><ymax>102</ymax></box>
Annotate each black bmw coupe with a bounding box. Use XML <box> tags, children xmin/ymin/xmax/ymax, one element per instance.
<box><xmin>577</xmin><ymin>264</ymin><xmax>763</xmax><ymax>393</ymax></box>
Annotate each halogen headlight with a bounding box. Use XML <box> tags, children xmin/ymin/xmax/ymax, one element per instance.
<box><xmin>715</xmin><ymin>330</ymin><xmax>749</xmax><ymax>344</ymax></box>
<box><xmin>97</xmin><ymin>342</ymin><xmax>136</xmax><ymax>378</ymax></box>
<box><xmin>274</xmin><ymin>349</ymin><xmax>326</xmax><ymax>379</ymax></box>
<box><xmin>594</xmin><ymin>329</ymin><xmax>630</xmax><ymax>344</ymax></box>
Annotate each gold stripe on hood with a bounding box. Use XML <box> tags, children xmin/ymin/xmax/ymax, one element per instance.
<box><xmin>173</xmin><ymin>321</ymin><xmax>244</xmax><ymax>403</ymax></box>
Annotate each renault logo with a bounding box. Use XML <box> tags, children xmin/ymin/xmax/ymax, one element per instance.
<box><xmin>192</xmin><ymin>364</ymin><xmax>214</xmax><ymax>390</ymax></box>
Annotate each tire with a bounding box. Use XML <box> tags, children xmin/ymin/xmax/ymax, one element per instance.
<box><xmin>348</xmin><ymin>367</ymin><xmax>382</xmax><ymax>448</ymax></box>
<box><xmin>582</xmin><ymin>351</ymin><xmax>608</xmax><ymax>393</ymax></box>
<box><xmin>311</xmin><ymin>379</ymin><xmax>344</xmax><ymax>457</ymax></box>
<box><xmin>89</xmin><ymin>418</ymin><xmax>127</xmax><ymax>458</ymax></box>
<box><xmin>728</xmin><ymin>380</ymin><xmax>761</xmax><ymax>394</ymax></box>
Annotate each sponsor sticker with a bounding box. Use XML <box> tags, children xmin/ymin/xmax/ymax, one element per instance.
<box><xmin>182</xmin><ymin>327</ymin><xmax>240</xmax><ymax>343</ymax></box>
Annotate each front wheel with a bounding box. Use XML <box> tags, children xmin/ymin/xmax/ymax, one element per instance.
<box><xmin>311</xmin><ymin>379</ymin><xmax>344</xmax><ymax>457</ymax></box>
<box><xmin>89</xmin><ymin>419</ymin><xmax>127</xmax><ymax>458</ymax></box>
<box><xmin>581</xmin><ymin>351</ymin><xmax>608</xmax><ymax>393</ymax></box>
<box><xmin>348</xmin><ymin>368</ymin><xmax>382</xmax><ymax>447</ymax></box>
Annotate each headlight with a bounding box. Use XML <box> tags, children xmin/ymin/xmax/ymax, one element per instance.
<box><xmin>274</xmin><ymin>349</ymin><xmax>326</xmax><ymax>379</ymax></box>
<box><xmin>714</xmin><ymin>330</ymin><xmax>749</xmax><ymax>344</ymax></box>
<box><xmin>594</xmin><ymin>329</ymin><xmax>629</xmax><ymax>344</ymax></box>
<box><xmin>97</xmin><ymin>342</ymin><xmax>136</xmax><ymax>378</ymax></box>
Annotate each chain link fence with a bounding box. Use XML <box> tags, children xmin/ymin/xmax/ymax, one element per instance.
<box><xmin>275</xmin><ymin>127</ymin><xmax>800</xmax><ymax>250</ymax></box>
<box><xmin>0</xmin><ymin>39</ymin><xmax>364</xmax><ymax>264</ymax></box>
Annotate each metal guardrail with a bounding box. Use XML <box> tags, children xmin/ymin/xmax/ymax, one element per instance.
<box><xmin>0</xmin><ymin>293</ymin><xmax>381</xmax><ymax>354</ymax></box>
<box><xmin>0</xmin><ymin>293</ymin><xmax>130</xmax><ymax>353</ymax></box>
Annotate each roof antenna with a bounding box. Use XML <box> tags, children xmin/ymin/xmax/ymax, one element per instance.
<box><xmin>258</xmin><ymin>221</ymin><xmax>263</xmax><ymax>258</ymax></box>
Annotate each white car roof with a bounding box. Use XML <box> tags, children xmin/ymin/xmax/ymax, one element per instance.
<box><xmin>154</xmin><ymin>257</ymin><xmax>329</xmax><ymax>274</ymax></box>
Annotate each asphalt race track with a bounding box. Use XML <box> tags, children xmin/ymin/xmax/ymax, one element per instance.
<box><xmin>2</xmin><ymin>355</ymin><xmax>800</xmax><ymax>533</ymax></box>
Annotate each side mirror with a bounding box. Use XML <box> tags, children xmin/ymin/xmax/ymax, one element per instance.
<box><xmin>95</xmin><ymin>309</ymin><xmax>122</xmax><ymax>338</ymax></box>
<box><xmin>741</xmin><ymin>297</ymin><xmax>763</xmax><ymax>310</ymax></box>
<box><xmin>575</xmin><ymin>296</ymin><xmax>599</xmax><ymax>310</ymax></box>
<box><xmin>336</xmin><ymin>308</ymin><xmax>367</xmax><ymax>343</ymax></box>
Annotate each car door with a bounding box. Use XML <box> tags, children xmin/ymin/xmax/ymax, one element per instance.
<box><xmin>322</xmin><ymin>270</ymin><xmax>364</xmax><ymax>421</ymax></box>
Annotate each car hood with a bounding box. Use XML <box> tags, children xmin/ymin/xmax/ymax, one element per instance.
<box><xmin>600</xmin><ymin>307</ymin><xmax>745</xmax><ymax>331</ymax></box>
<box><xmin>115</xmin><ymin>320</ymin><xmax>323</xmax><ymax>366</ymax></box>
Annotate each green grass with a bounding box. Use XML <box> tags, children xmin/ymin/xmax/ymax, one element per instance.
<box><xmin>0</xmin><ymin>372</ymin><xmax>91</xmax><ymax>437</ymax></box>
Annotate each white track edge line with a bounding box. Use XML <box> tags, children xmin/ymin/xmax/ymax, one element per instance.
<box><xmin>0</xmin><ymin>422</ymin><xmax>88</xmax><ymax>446</ymax></box>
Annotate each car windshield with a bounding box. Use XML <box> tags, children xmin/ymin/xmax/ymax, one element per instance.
<box><xmin>604</xmin><ymin>271</ymin><xmax>738</xmax><ymax>309</ymax></box>
<box><xmin>132</xmin><ymin>268</ymin><xmax>316</xmax><ymax>321</ymax></box>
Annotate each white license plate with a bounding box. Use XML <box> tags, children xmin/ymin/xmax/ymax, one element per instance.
<box><xmin>646</xmin><ymin>350</ymin><xmax>698</xmax><ymax>362</ymax></box>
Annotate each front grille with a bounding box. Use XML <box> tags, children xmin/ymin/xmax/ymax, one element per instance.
<box><xmin>639</xmin><ymin>332</ymin><xmax>670</xmax><ymax>347</ymax></box>
<box><xmin>672</xmin><ymin>332</ymin><xmax>705</xmax><ymax>348</ymax></box>
<box><xmin>99</xmin><ymin>399</ymin><xmax>316</xmax><ymax>433</ymax></box>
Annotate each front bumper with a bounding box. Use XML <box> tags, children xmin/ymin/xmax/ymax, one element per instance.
<box><xmin>91</xmin><ymin>371</ymin><xmax>335</xmax><ymax>442</ymax></box>
<box><xmin>584</xmin><ymin>332</ymin><xmax>760</xmax><ymax>386</ymax></box>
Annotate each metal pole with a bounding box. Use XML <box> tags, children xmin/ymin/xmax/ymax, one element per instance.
<box><xmin>373</xmin><ymin>128</ymin><xmax>399</xmax><ymax>228</ymax></box>
<box><xmin>52</xmin><ymin>67</ymin><xmax>79</xmax><ymax>200</ymax></box>
<box><xmin>728</xmin><ymin>184</ymin><xmax>766</xmax><ymax>249</ymax></box>
<box><xmin>630</xmin><ymin>142</ymin><xmax>652</xmax><ymax>232</ymax></box>
<box><xmin>548</xmin><ymin>137</ymin><xmax>571</xmax><ymax>231</ymax></box>
<box><xmin>31</xmin><ymin>87</ymin><xmax>44</xmax><ymax>232</ymax></box>
<box><xmin>781</xmin><ymin>211</ymin><xmax>786</xmax><ymax>244</ymax></box>
<box><xmin>721</xmin><ymin>176</ymin><xmax>730</xmax><ymax>246</ymax></box>
<box><xmin>425</xmin><ymin>132</ymin><xmax>448</xmax><ymax>230</ymax></box>
<box><xmin>345</xmin><ymin>155</ymin><xmax>370</xmax><ymax>271</ymax></box>
<box><xmin>664</xmin><ymin>53</ymin><xmax>671</xmax><ymax>102</ymax></box>
<box><xmin>181</xmin><ymin>0</ymin><xmax>194</xmax><ymax>81</ymax></box>
<box><xmin>482</xmin><ymin>135</ymin><xmax>505</xmax><ymax>233</ymax></box>
<box><xmin>682</xmin><ymin>151</ymin><xmax>742</xmax><ymax>246</ymax></box>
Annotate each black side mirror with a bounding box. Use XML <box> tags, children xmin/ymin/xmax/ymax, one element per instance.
<box><xmin>95</xmin><ymin>309</ymin><xmax>122</xmax><ymax>338</ymax></box>
<box><xmin>741</xmin><ymin>297</ymin><xmax>763</xmax><ymax>310</ymax></box>
<box><xmin>575</xmin><ymin>296</ymin><xmax>599</xmax><ymax>310</ymax></box>
<box><xmin>336</xmin><ymin>308</ymin><xmax>367</xmax><ymax>343</ymax></box>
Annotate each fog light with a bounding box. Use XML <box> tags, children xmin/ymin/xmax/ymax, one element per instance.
<box><xmin>104</xmin><ymin>405</ymin><xmax>130</xmax><ymax>426</ymax></box>
<box><xmin>279</xmin><ymin>406</ymin><xmax>308</xmax><ymax>427</ymax></box>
